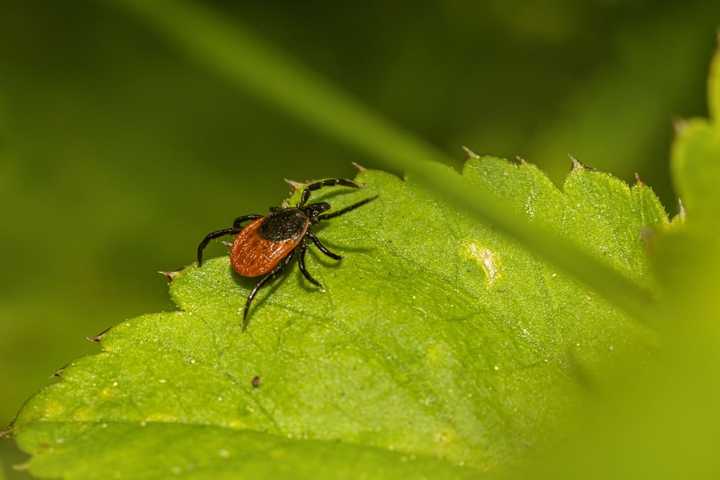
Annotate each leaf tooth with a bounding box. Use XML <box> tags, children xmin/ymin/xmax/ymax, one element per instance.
<box><xmin>634</xmin><ymin>172</ymin><xmax>645</xmax><ymax>186</ymax></box>
<box><xmin>640</xmin><ymin>226</ymin><xmax>657</xmax><ymax>253</ymax></box>
<box><xmin>461</xmin><ymin>145</ymin><xmax>480</xmax><ymax>159</ymax></box>
<box><xmin>351</xmin><ymin>161</ymin><xmax>367</xmax><ymax>172</ymax></box>
<box><xmin>0</xmin><ymin>424</ymin><xmax>14</xmax><ymax>439</ymax></box>
<box><xmin>676</xmin><ymin>198</ymin><xmax>687</xmax><ymax>223</ymax></box>
<box><xmin>158</xmin><ymin>270</ymin><xmax>181</xmax><ymax>283</ymax></box>
<box><xmin>569</xmin><ymin>154</ymin><xmax>595</xmax><ymax>172</ymax></box>
<box><xmin>284</xmin><ymin>178</ymin><xmax>305</xmax><ymax>192</ymax></box>
<box><xmin>672</xmin><ymin>117</ymin><xmax>689</xmax><ymax>136</ymax></box>
<box><xmin>514</xmin><ymin>155</ymin><xmax>528</xmax><ymax>165</ymax></box>
<box><xmin>86</xmin><ymin>325</ymin><xmax>113</xmax><ymax>344</ymax></box>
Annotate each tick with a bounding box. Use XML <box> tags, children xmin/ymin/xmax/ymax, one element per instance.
<box><xmin>197</xmin><ymin>178</ymin><xmax>377</xmax><ymax>328</ymax></box>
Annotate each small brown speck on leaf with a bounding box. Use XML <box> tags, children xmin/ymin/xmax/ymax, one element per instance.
<box><xmin>251</xmin><ymin>375</ymin><xmax>261</xmax><ymax>388</ymax></box>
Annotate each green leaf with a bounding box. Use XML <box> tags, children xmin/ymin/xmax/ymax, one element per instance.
<box><xmin>103</xmin><ymin>0</ymin><xmax>654</xmax><ymax>322</ymax></box>
<box><xmin>506</xmin><ymin>42</ymin><xmax>720</xmax><ymax>480</ymax></box>
<box><xmin>13</xmin><ymin>159</ymin><xmax>666</xmax><ymax>478</ymax></box>
<box><xmin>671</xmin><ymin>39</ymin><xmax>720</xmax><ymax>231</ymax></box>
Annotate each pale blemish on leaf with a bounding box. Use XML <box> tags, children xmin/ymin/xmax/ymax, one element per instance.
<box><xmin>462</xmin><ymin>242</ymin><xmax>500</xmax><ymax>286</ymax></box>
<box><xmin>40</xmin><ymin>401</ymin><xmax>65</xmax><ymax>419</ymax></box>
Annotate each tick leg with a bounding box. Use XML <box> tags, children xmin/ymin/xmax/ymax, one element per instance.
<box><xmin>197</xmin><ymin>215</ymin><xmax>262</xmax><ymax>266</ymax></box>
<box><xmin>307</xmin><ymin>232</ymin><xmax>342</xmax><ymax>260</ymax></box>
<box><xmin>317</xmin><ymin>195</ymin><xmax>378</xmax><ymax>221</ymax></box>
<box><xmin>197</xmin><ymin>227</ymin><xmax>237</xmax><ymax>266</ymax></box>
<box><xmin>298</xmin><ymin>243</ymin><xmax>323</xmax><ymax>287</ymax></box>
<box><xmin>233</xmin><ymin>214</ymin><xmax>263</xmax><ymax>229</ymax></box>
<box><xmin>243</xmin><ymin>253</ymin><xmax>294</xmax><ymax>330</ymax></box>
<box><xmin>298</xmin><ymin>178</ymin><xmax>360</xmax><ymax>207</ymax></box>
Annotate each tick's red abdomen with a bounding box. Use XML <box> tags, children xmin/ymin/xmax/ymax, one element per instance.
<box><xmin>230</xmin><ymin>217</ymin><xmax>306</xmax><ymax>277</ymax></box>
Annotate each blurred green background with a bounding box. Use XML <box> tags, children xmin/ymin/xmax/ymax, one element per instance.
<box><xmin>1</xmin><ymin>0</ymin><xmax>718</xmax><ymax>477</ymax></box>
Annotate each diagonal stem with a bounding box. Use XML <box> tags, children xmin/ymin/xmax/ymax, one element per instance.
<box><xmin>105</xmin><ymin>0</ymin><xmax>656</xmax><ymax>323</ymax></box>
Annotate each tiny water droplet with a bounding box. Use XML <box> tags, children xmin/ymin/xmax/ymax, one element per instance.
<box><xmin>159</xmin><ymin>378</ymin><xmax>167</xmax><ymax>384</ymax></box>
<box><xmin>493</xmin><ymin>365</ymin><xmax>500</xmax><ymax>371</ymax></box>
<box><xmin>218</xmin><ymin>449</ymin><xmax>230</xmax><ymax>458</ymax></box>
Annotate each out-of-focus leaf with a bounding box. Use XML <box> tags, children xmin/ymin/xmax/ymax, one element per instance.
<box><xmin>13</xmin><ymin>161</ymin><xmax>665</xmax><ymax>478</ymax></box>
<box><xmin>525</xmin><ymin>5</ymin><xmax>720</xmax><ymax>198</ymax></box>
<box><xmin>672</xmin><ymin>39</ymin><xmax>720</xmax><ymax>230</ymax></box>
<box><xmin>512</xmin><ymin>42</ymin><xmax>720</xmax><ymax>480</ymax></box>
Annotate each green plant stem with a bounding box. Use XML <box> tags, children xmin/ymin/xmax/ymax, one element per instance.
<box><xmin>105</xmin><ymin>0</ymin><xmax>655</xmax><ymax>322</ymax></box>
